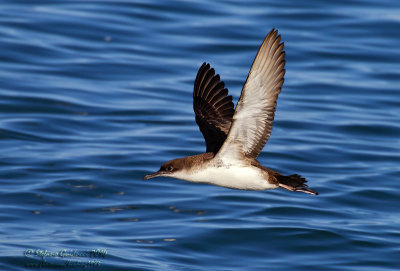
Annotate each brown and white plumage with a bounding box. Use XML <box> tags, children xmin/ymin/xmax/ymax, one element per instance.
<box><xmin>217</xmin><ymin>28</ymin><xmax>285</xmax><ymax>161</ymax></box>
<box><xmin>144</xmin><ymin>28</ymin><xmax>318</xmax><ymax>196</ymax></box>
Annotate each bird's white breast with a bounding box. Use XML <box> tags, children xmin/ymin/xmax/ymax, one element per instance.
<box><xmin>174</xmin><ymin>164</ymin><xmax>278</xmax><ymax>191</ymax></box>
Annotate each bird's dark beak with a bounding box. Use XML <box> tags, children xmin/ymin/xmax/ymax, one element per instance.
<box><xmin>143</xmin><ymin>170</ymin><xmax>165</xmax><ymax>180</ymax></box>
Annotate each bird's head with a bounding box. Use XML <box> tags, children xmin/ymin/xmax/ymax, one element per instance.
<box><xmin>143</xmin><ymin>158</ymin><xmax>185</xmax><ymax>180</ymax></box>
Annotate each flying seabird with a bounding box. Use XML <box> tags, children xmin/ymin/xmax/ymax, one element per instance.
<box><xmin>144</xmin><ymin>29</ymin><xmax>318</xmax><ymax>195</ymax></box>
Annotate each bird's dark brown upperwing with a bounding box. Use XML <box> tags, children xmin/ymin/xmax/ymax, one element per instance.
<box><xmin>193</xmin><ymin>63</ymin><xmax>235</xmax><ymax>154</ymax></box>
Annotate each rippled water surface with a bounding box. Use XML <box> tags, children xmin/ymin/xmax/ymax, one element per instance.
<box><xmin>1</xmin><ymin>1</ymin><xmax>400</xmax><ymax>270</ymax></box>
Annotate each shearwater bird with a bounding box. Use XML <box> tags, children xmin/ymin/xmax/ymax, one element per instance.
<box><xmin>144</xmin><ymin>29</ymin><xmax>318</xmax><ymax>195</ymax></box>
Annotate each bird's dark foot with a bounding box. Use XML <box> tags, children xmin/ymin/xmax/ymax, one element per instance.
<box><xmin>277</xmin><ymin>174</ymin><xmax>318</xmax><ymax>195</ymax></box>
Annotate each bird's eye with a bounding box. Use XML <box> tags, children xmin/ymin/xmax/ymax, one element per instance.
<box><xmin>167</xmin><ymin>166</ymin><xmax>173</xmax><ymax>171</ymax></box>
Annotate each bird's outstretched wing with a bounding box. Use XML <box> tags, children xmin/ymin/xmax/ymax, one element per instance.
<box><xmin>216</xmin><ymin>29</ymin><xmax>285</xmax><ymax>161</ymax></box>
<box><xmin>193</xmin><ymin>62</ymin><xmax>235</xmax><ymax>154</ymax></box>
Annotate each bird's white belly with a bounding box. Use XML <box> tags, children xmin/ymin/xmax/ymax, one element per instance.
<box><xmin>177</xmin><ymin>165</ymin><xmax>278</xmax><ymax>190</ymax></box>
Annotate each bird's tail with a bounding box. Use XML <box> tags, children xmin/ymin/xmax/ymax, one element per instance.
<box><xmin>276</xmin><ymin>174</ymin><xmax>318</xmax><ymax>195</ymax></box>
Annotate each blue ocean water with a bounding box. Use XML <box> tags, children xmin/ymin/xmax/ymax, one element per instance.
<box><xmin>1</xmin><ymin>0</ymin><xmax>400</xmax><ymax>270</ymax></box>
